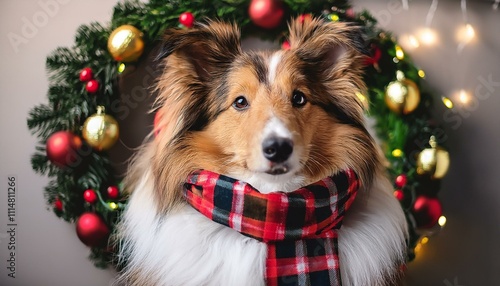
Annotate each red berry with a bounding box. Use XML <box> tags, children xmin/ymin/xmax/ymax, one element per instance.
<box><xmin>54</xmin><ymin>199</ymin><xmax>63</xmax><ymax>211</ymax></box>
<box><xmin>107</xmin><ymin>186</ymin><xmax>119</xmax><ymax>199</ymax></box>
<box><xmin>364</xmin><ymin>45</ymin><xmax>382</xmax><ymax>66</ymax></box>
<box><xmin>79</xmin><ymin>67</ymin><xmax>93</xmax><ymax>82</ymax></box>
<box><xmin>281</xmin><ymin>40</ymin><xmax>290</xmax><ymax>50</ymax></box>
<box><xmin>395</xmin><ymin>174</ymin><xmax>408</xmax><ymax>188</ymax></box>
<box><xmin>86</xmin><ymin>79</ymin><xmax>99</xmax><ymax>93</ymax></box>
<box><xmin>393</xmin><ymin>190</ymin><xmax>404</xmax><ymax>201</ymax></box>
<box><xmin>179</xmin><ymin>12</ymin><xmax>195</xmax><ymax>28</ymax></box>
<box><xmin>83</xmin><ymin>189</ymin><xmax>98</xmax><ymax>204</ymax></box>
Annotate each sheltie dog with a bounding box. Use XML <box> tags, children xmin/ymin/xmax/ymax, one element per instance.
<box><xmin>116</xmin><ymin>18</ymin><xmax>408</xmax><ymax>286</ymax></box>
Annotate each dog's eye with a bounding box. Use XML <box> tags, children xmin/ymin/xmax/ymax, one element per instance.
<box><xmin>292</xmin><ymin>90</ymin><xmax>307</xmax><ymax>107</ymax></box>
<box><xmin>232</xmin><ymin>96</ymin><xmax>249</xmax><ymax>111</ymax></box>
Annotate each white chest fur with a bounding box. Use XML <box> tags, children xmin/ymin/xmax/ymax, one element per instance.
<box><xmin>118</xmin><ymin>173</ymin><xmax>266</xmax><ymax>286</ymax></box>
<box><xmin>118</xmin><ymin>171</ymin><xmax>406</xmax><ymax>286</ymax></box>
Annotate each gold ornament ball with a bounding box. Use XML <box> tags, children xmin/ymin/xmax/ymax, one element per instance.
<box><xmin>82</xmin><ymin>106</ymin><xmax>119</xmax><ymax>151</ymax></box>
<box><xmin>416</xmin><ymin>136</ymin><xmax>450</xmax><ymax>179</ymax></box>
<box><xmin>385</xmin><ymin>79</ymin><xmax>420</xmax><ymax>114</ymax></box>
<box><xmin>107</xmin><ymin>25</ymin><xmax>144</xmax><ymax>62</ymax></box>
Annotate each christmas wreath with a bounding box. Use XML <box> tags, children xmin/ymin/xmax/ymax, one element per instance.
<box><xmin>27</xmin><ymin>0</ymin><xmax>450</xmax><ymax>268</ymax></box>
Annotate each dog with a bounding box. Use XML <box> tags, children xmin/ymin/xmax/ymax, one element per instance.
<box><xmin>116</xmin><ymin>18</ymin><xmax>408</xmax><ymax>286</ymax></box>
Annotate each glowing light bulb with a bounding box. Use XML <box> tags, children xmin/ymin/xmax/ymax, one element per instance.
<box><xmin>392</xmin><ymin>149</ymin><xmax>403</xmax><ymax>157</ymax></box>
<box><xmin>420</xmin><ymin>236</ymin><xmax>429</xmax><ymax>245</ymax></box>
<box><xmin>418</xmin><ymin>70</ymin><xmax>426</xmax><ymax>78</ymax></box>
<box><xmin>118</xmin><ymin>63</ymin><xmax>126</xmax><ymax>73</ymax></box>
<box><xmin>465</xmin><ymin>24</ymin><xmax>475</xmax><ymax>39</ymax></box>
<box><xmin>456</xmin><ymin>24</ymin><xmax>475</xmax><ymax>44</ymax></box>
<box><xmin>109</xmin><ymin>202</ymin><xmax>118</xmax><ymax>210</ymax></box>
<box><xmin>414</xmin><ymin>243</ymin><xmax>422</xmax><ymax>254</ymax></box>
<box><xmin>396</xmin><ymin>70</ymin><xmax>405</xmax><ymax>81</ymax></box>
<box><xmin>408</xmin><ymin>35</ymin><xmax>420</xmax><ymax>48</ymax></box>
<box><xmin>328</xmin><ymin>14</ymin><xmax>340</xmax><ymax>22</ymax></box>
<box><xmin>398</xmin><ymin>34</ymin><xmax>420</xmax><ymax>50</ymax></box>
<box><xmin>441</xmin><ymin>97</ymin><xmax>454</xmax><ymax>109</ymax></box>
<box><xmin>418</xmin><ymin>28</ymin><xmax>438</xmax><ymax>46</ymax></box>
<box><xmin>458</xmin><ymin>89</ymin><xmax>471</xmax><ymax>105</ymax></box>
<box><xmin>438</xmin><ymin>215</ymin><xmax>447</xmax><ymax>227</ymax></box>
<box><xmin>395</xmin><ymin>45</ymin><xmax>405</xmax><ymax>60</ymax></box>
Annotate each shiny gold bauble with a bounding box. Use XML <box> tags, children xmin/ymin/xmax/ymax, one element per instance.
<box><xmin>82</xmin><ymin>106</ymin><xmax>119</xmax><ymax>151</ymax></box>
<box><xmin>416</xmin><ymin>136</ymin><xmax>450</xmax><ymax>179</ymax></box>
<box><xmin>385</xmin><ymin>78</ymin><xmax>420</xmax><ymax>114</ymax></box>
<box><xmin>107</xmin><ymin>25</ymin><xmax>144</xmax><ymax>62</ymax></box>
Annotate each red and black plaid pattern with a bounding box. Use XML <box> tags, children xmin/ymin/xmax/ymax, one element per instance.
<box><xmin>183</xmin><ymin>169</ymin><xmax>359</xmax><ymax>286</ymax></box>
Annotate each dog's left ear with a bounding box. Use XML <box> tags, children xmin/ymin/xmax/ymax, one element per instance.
<box><xmin>288</xmin><ymin>18</ymin><xmax>368</xmax><ymax>125</ymax></box>
<box><xmin>288</xmin><ymin>17</ymin><xmax>367</xmax><ymax>81</ymax></box>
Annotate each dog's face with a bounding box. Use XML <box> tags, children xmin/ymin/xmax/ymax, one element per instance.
<box><xmin>210</xmin><ymin>53</ymin><xmax>321</xmax><ymax>178</ymax></box>
<box><xmin>203</xmin><ymin>50</ymin><xmax>361</xmax><ymax>188</ymax></box>
<box><xmin>152</xmin><ymin>18</ymin><xmax>379</xmax><ymax>207</ymax></box>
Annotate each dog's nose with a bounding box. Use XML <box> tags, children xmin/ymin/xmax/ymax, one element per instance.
<box><xmin>262</xmin><ymin>137</ymin><xmax>293</xmax><ymax>163</ymax></box>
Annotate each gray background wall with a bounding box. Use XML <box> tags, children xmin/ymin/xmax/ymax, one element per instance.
<box><xmin>0</xmin><ymin>0</ymin><xmax>498</xmax><ymax>285</ymax></box>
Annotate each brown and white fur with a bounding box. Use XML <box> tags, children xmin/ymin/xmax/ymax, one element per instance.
<box><xmin>116</xmin><ymin>18</ymin><xmax>408</xmax><ymax>286</ymax></box>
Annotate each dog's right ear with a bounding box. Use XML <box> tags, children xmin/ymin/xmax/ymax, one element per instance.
<box><xmin>156</xmin><ymin>21</ymin><xmax>242</xmax><ymax>82</ymax></box>
<box><xmin>153</xmin><ymin>22</ymin><xmax>242</xmax><ymax>144</ymax></box>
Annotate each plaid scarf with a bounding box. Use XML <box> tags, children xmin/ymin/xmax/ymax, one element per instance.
<box><xmin>183</xmin><ymin>169</ymin><xmax>359</xmax><ymax>286</ymax></box>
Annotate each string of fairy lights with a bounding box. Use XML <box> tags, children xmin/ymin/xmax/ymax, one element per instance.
<box><xmin>391</xmin><ymin>0</ymin><xmax>499</xmax><ymax>257</ymax></box>
<box><xmin>386</xmin><ymin>0</ymin><xmax>485</xmax><ymax>256</ymax></box>
<box><xmin>396</xmin><ymin>0</ymin><xmax>481</xmax><ymax>115</ymax></box>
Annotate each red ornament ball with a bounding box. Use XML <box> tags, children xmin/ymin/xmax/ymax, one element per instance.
<box><xmin>79</xmin><ymin>67</ymin><xmax>93</xmax><ymax>82</ymax></box>
<box><xmin>54</xmin><ymin>198</ymin><xmax>63</xmax><ymax>212</ymax></box>
<box><xmin>393</xmin><ymin>189</ymin><xmax>404</xmax><ymax>201</ymax></box>
<box><xmin>395</xmin><ymin>174</ymin><xmax>408</xmax><ymax>188</ymax></box>
<box><xmin>86</xmin><ymin>79</ymin><xmax>99</xmax><ymax>93</ymax></box>
<box><xmin>46</xmin><ymin>131</ymin><xmax>83</xmax><ymax>169</ymax></box>
<box><xmin>83</xmin><ymin>189</ymin><xmax>98</xmax><ymax>204</ymax></box>
<box><xmin>107</xmin><ymin>186</ymin><xmax>119</xmax><ymax>199</ymax></box>
<box><xmin>76</xmin><ymin>212</ymin><xmax>110</xmax><ymax>247</ymax></box>
<box><xmin>179</xmin><ymin>12</ymin><xmax>195</xmax><ymax>28</ymax></box>
<box><xmin>249</xmin><ymin>0</ymin><xmax>284</xmax><ymax>29</ymax></box>
<box><xmin>412</xmin><ymin>196</ymin><xmax>442</xmax><ymax>228</ymax></box>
